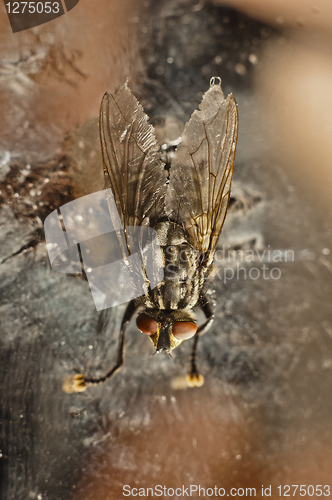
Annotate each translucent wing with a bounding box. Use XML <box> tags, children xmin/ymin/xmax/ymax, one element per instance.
<box><xmin>166</xmin><ymin>83</ymin><xmax>238</xmax><ymax>267</ymax></box>
<box><xmin>99</xmin><ymin>82</ymin><xmax>167</xmax><ymax>256</ymax></box>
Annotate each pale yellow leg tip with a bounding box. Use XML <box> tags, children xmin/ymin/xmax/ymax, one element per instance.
<box><xmin>186</xmin><ymin>372</ymin><xmax>204</xmax><ymax>388</ymax></box>
<box><xmin>62</xmin><ymin>374</ymin><xmax>87</xmax><ymax>394</ymax></box>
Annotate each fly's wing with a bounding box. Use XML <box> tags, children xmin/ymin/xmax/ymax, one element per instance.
<box><xmin>166</xmin><ymin>82</ymin><xmax>238</xmax><ymax>268</ymax></box>
<box><xmin>99</xmin><ymin>82</ymin><xmax>167</xmax><ymax>256</ymax></box>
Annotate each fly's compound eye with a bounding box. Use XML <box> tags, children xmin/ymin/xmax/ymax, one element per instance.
<box><xmin>136</xmin><ymin>314</ymin><xmax>157</xmax><ymax>336</ymax></box>
<box><xmin>173</xmin><ymin>322</ymin><xmax>197</xmax><ymax>340</ymax></box>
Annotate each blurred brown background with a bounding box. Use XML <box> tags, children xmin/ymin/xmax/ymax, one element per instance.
<box><xmin>222</xmin><ymin>0</ymin><xmax>332</xmax><ymax>212</ymax></box>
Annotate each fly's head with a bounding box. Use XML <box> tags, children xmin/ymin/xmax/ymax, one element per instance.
<box><xmin>136</xmin><ymin>309</ymin><xmax>197</xmax><ymax>354</ymax></box>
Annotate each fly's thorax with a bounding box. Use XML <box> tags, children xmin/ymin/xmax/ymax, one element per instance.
<box><xmin>153</xmin><ymin>221</ymin><xmax>189</xmax><ymax>247</ymax></box>
<box><xmin>136</xmin><ymin>308</ymin><xmax>197</xmax><ymax>352</ymax></box>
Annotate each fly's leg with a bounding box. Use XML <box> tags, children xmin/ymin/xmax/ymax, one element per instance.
<box><xmin>186</xmin><ymin>295</ymin><xmax>214</xmax><ymax>388</ymax></box>
<box><xmin>63</xmin><ymin>300</ymin><xmax>138</xmax><ymax>393</ymax></box>
<box><xmin>187</xmin><ymin>333</ymin><xmax>202</xmax><ymax>387</ymax></box>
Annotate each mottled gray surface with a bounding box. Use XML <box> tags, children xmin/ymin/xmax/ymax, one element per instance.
<box><xmin>1</xmin><ymin>1</ymin><xmax>332</xmax><ymax>500</ymax></box>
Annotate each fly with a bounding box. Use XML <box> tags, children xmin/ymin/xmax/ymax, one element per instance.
<box><xmin>64</xmin><ymin>77</ymin><xmax>238</xmax><ymax>393</ymax></box>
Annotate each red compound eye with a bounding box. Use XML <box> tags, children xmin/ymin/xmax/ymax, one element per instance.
<box><xmin>136</xmin><ymin>314</ymin><xmax>157</xmax><ymax>336</ymax></box>
<box><xmin>173</xmin><ymin>322</ymin><xmax>197</xmax><ymax>340</ymax></box>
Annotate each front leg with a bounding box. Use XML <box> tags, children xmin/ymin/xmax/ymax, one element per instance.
<box><xmin>187</xmin><ymin>293</ymin><xmax>214</xmax><ymax>388</ymax></box>
<box><xmin>63</xmin><ymin>300</ymin><xmax>138</xmax><ymax>393</ymax></box>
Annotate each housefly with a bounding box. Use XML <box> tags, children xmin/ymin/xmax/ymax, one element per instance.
<box><xmin>64</xmin><ymin>77</ymin><xmax>238</xmax><ymax>393</ymax></box>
